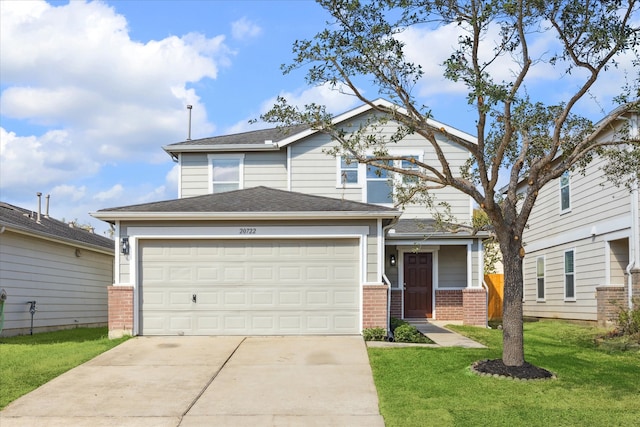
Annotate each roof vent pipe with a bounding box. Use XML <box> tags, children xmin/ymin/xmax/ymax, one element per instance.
<box><xmin>45</xmin><ymin>194</ymin><xmax>50</xmax><ymax>218</ymax></box>
<box><xmin>36</xmin><ymin>192</ymin><xmax>42</xmax><ymax>223</ymax></box>
<box><xmin>186</xmin><ymin>105</ymin><xmax>193</xmax><ymax>141</ymax></box>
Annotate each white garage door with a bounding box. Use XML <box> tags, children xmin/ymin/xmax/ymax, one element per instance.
<box><xmin>139</xmin><ymin>239</ymin><xmax>360</xmax><ymax>335</ymax></box>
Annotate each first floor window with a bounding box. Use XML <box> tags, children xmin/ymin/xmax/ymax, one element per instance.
<box><xmin>564</xmin><ymin>249</ymin><xmax>575</xmax><ymax>300</ymax></box>
<box><xmin>209</xmin><ymin>154</ymin><xmax>243</xmax><ymax>193</ymax></box>
<box><xmin>536</xmin><ymin>256</ymin><xmax>545</xmax><ymax>300</ymax></box>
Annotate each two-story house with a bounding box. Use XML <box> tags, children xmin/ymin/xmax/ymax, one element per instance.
<box><xmin>93</xmin><ymin>99</ymin><xmax>489</xmax><ymax>338</ymax></box>
<box><xmin>522</xmin><ymin>109</ymin><xmax>640</xmax><ymax>326</ymax></box>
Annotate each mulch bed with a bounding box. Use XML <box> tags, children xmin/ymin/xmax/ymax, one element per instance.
<box><xmin>471</xmin><ymin>359</ymin><xmax>556</xmax><ymax>380</ymax></box>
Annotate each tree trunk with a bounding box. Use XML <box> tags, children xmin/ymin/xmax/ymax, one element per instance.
<box><xmin>501</xmin><ymin>239</ymin><xmax>525</xmax><ymax>366</ymax></box>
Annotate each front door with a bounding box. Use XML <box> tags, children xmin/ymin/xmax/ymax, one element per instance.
<box><xmin>403</xmin><ymin>253</ymin><xmax>433</xmax><ymax>318</ymax></box>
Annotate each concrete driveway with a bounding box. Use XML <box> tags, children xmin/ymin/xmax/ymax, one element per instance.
<box><xmin>0</xmin><ymin>336</ymin><xmax>384</xmax><ymax>427</ymax></box>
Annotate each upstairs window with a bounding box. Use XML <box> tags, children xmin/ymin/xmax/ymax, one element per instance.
<box><xmin>560</xmin><ymin>171</ymin><xmax>571</xmax><ymax>213</ymax></box>
<box><xmin>401</xmin><ymin>156</ymin><xmax>420</xmax><ymax>185</ymax></box>
<box><xmin>564</xmin><ymin>249</ymin><xmax>575</xmax><ymax>300</ymax></box>
<box><xmin>366</xmin><ymin>158</ymin><xmax>393</xmax><ymax>205</ymax></box>
<box><xmin>339</xmin><ymin>156</ymin><xmax>359</xmax><ymax>186</ymax></box>
<box><xmin>536</xmin><ymin>256</ymin><xmax>545</xmax><ymax>301</ymax></box>
<box><xmin>208</xmin><ymin>154</ymin><xmax>244</xmax><ymax>193</ymax></box>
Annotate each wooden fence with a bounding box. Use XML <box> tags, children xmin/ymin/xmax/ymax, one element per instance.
<box><xmin>484</xmin><ymin>273</ymin><xmax>504</xmax><ymax>320</ymax></box>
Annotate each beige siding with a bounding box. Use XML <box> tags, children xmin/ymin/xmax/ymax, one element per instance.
<box><xmin>180</xmin><ymin>153</ymin><xmax>209</xmax><ymax>197</ymax></box>
<box><xmin>289</xmin><ymin>113</ymin><xmax>473</xmax><ymax>223</ymax></box>
<box><xmin>243</xmin><ymin>151</ymin><xmax>287</xmax><ymax>189</ymax></box>
<box><xmin>438</xmin><ymin>245</ymin><xmax>467</xmax><ymax>287</ymax></box>
<box><xmin>609</xmin><ymin>238</ymin><xmax>629</xmax><ymax>285</ymax></box>
<box><xmin>0</xmin><ymin>231</ymin><xmax>113</xmax><ymax>336</ymax></box>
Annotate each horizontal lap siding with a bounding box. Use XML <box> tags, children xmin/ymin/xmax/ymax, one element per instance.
<box><xmin>0</xmin><ymin>232</ymin><xmax>112</xmax><ymax>335</ymax></box>
<box><xmin>438</xmin><ymin>245</ymin><xmax>467</xmax><ymax>288</ymax></box>
<box><xmin>180</xmin><ymin>153</ymin><xmax>209</xmax><ymax>197</ymax></box>
<box><xmin>243</xmin><ymin>151</ymin><xmax>287</xmax><ymax>189</ymax></box>
<box><xmin>523</xmin><ymin>154</ymin><xmax>633</xmax><ymax>322</ymax></box>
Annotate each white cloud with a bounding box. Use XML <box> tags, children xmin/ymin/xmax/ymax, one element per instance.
<box><xmin>94</xmin><ymin>184</ymin><xmax>124</xmax><ymax>202</ymax></box>
<box><xmin>225</xmin><ymin>83</ymin><xmax>362</xmax><ymax>134</ymax></box>
<box><xmin>231</xmin><ymin>17</ymin><xmax>262</xmax><ymax>41</ymax></box>
<box><xmin>0</xmin><ymin>0</ymin><xmax>225</xmax><ymax>185</ymax></box>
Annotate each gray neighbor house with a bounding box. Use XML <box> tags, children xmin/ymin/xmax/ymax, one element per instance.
<box><xmin>93</xmin><ymin>99</ymin><xmax>491</xmax><ymax>338</ymax></box>
<box><xmin>0</xmin><ymin>197</ymin><xmax>114</xmax><ymax>336</ymax></box>
<box><xmin>522</xmin><ymin>108</ymin><xmax>640</xmax><ymax>326</ymax></box>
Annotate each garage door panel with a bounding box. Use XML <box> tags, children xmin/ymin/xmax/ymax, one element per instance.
<box><xmin>140</xmin><ymin>239</ymin><xmax>360</xmax><ymax>335</ymax></box>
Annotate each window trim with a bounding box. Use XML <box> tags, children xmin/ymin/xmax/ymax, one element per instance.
<box><xmin>336</xmin><ymin>156</ymin><xmax>361</xmax><ymax>188</ymax></box>
<box><xmin>207</xmin><ymin>154</ymin><xmax>245</xmax><ymax>194</ymax></box>
<box><xmin>536</xmin><ymin>256</ymin><xmax>545</xmax><ymax>302</ymax></box>
<box><xmin>559</xmin><ymin>170</ymin><xmax>571</xmax><ymax>214</ymax></box>
<box><xmin>337</xmin><ymin>153</ymin><xmax>423</xmax><ymax>206</ymax></box>
<box><xmin>564</xmin><ymin>248</ymin><xmax>576</xmax><ymax>301</ymax></box>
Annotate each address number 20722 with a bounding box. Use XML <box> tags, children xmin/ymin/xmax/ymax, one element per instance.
<box><xmin>239</xmin><ymin>228</ymin><xmax>256</xmax><ymax>234</ymax></box>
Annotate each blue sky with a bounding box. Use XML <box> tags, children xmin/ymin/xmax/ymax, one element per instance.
<box><xmin>1</xmin><ymin>0</ymin><xmax>635</xmax><ymax>236</ymax></box>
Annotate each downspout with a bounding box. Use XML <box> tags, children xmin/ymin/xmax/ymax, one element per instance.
<box><xmin>382</xmin><ymin>217</ymin><xmax>400</xmax><ymax>337</ymax></box>
<box><xmin>627</xmin><ymin>113</ymin><xmax>639</xmax><ymax>310</ymax></box>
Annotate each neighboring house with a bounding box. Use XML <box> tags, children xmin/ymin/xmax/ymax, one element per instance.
<box><xmin>0</xmin><ymin>197</ymin><xmax>115</xmax><ymax>336</ymax></box>
<box><xmin>93</xmin><ymin>99</ymin><xmax>490</xmax><ymax>338</ymax></box>
<box><xmin>522</xmin><ymin>110</ymin><xmax>640</xmax><ymax>326</ymax></box>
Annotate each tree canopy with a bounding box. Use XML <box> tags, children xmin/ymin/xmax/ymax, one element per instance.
<box><xmin>262</xmin><ymin>0</ymin><xmax>640</xmax><ymax>367</ymax></box>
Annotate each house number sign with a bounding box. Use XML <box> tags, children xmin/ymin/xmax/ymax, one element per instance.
<box><xmin>239</xmin><ymin>227</ymin><xmax>257</xmax><ymax>234</ymax></box>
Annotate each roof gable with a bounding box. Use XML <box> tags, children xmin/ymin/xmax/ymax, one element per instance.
<box><xmin>162</xmin><ymin>99</ymin><xmax>476</xmax><ymax>158</ymax></box>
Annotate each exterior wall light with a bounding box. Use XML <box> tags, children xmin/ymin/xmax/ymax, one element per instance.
<box><xmin>390</xmin><ymin>254</ymin><xmax>396</xmax><ymax>266</ymax></box>
<box><xmin>121</xmin><ymin>237</ymin><xmax>130</xmax><ymax>255</ymax></box>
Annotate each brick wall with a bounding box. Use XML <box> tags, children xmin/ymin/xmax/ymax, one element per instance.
<box><xmin>435</xmin><ymin>289</ymin><xmax>463</xmax><ymax>320</ymax></box>
<box><xmin>462</xmin><ymin>288</ymin><xmax>487</xmax><ymax>327</ymax></box>
<box><xmin>596</xmin><ymin>285</ymin><xmax>626</xmax><ymax>327</ymax></box>
<box><xmin>390</xmin><ymin>290</ymin><xmax>402</xmax><ymax>319</ymax></box>
<box><xmin>108</xmin><ymin>286</ymin><xmax>134</xmax><ymax>339</ymax></box>
<box><xmin>362</xmin><ymin>285</ymin><xmax>388</xmax><ymax>330</ymax></box>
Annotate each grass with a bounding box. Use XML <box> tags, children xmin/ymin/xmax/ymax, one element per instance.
<box><xmin>0</xmin><ymin>327</ymin><xmax>129</xmax><ymax>409</ymax></box>
<box><xmin>368</xmin><ymin>320</ymin><xmax>640</xmax><ymax>427</ymax></box>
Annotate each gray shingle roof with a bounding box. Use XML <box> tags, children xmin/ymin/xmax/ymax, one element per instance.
<box><xmin>389</xmin><ymin>218</ymin><xmax>489</xmax><ymax>238</ymax></box>
<box><xmin>0</xmin><ymin>202</ymin><xmax>114</xmax><ymax>251</ymax></box>
<box><xmin>165</xmin><ymin>124</ymin><xmax>310</xmax><ymax>148</ymax></box>
<box><xmin>97</xmin><ymin>186</ymin><xmax>398</xmax><ymax>215</ymax></box>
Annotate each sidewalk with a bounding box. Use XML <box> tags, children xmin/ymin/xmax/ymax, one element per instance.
<box><xmin>366</xmin><ymin>320</ymin><xmax>486</xmax><ymax>349</ymax></box>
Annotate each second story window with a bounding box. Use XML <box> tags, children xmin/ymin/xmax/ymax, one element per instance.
<box><xmin>339</xmin><ymin>156</ymin><xmax>359</xmax><ymax>186</ymax></box>
<box><xmin>366</xmin><ymin>158</ymin><xmax>393</xmax><ymax>205</ymax></box>
<box><xmin>208</xmin><ymin>154</ymin><xmax>244</xmax><ymax>193</ymax></box>
<box><xmin>560</xmin><ymin>171</ymin><xmax>571</xmax><ymax>213</ymax></box>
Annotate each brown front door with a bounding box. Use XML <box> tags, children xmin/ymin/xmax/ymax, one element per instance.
<box><xmin>404</xmin><ymin>253</ymin><xmax>433</xmax><ymax>318</ymax></box>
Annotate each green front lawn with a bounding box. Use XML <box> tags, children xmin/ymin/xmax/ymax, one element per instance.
<box><xmin>0</xmin><ymin>328</ymin><xmax>129</xmax><ymax>409</ymax></box>
<box><xmin>368</xmin><ymin>320</ymin><xmax>640</xmax><ymax>427</ymax></box>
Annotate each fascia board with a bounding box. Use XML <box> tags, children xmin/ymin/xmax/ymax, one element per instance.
<box><xmin>163</xmin><ymin>143</ymin><xmax>279</xmax><ymax>154</ymax></box>
<box><xmin>91</xmin><ymin>211</ymin><xmax>401</xmax><ymax>222</ymax></box>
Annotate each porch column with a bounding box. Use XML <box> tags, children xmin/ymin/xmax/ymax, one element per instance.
<box><xmin>108</xmin><ymin>285</ymin><xmax>134</xmax><ymax>339</ymax></box>
<box><xmin>363</xmin><ymin>284</ymin><xmax>389</xmax><ymax>331</ymax></box>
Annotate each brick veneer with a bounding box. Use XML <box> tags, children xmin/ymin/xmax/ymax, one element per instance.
<box><xmin>462</xmin><ymin>288</ymin><xmax>487</xmax><ymax>327</ymax></box>
<box><xmin>596</xmin><ymin>285</ymin><xmax>627</xmax><ymax>327</ymax></box>
<box><xmin>390</xmin><ymin>290</ymin><xmax>402</xmax><ymax>318</ymax></box>
<box><xmin>108</xmin><ymin>286</ymin><xmax>134</xmax><ymax>338</ymax></box>
<box><xmin>435</xmin><ymin>289</ymin><xmax>463</xmax><ymax>320</ymax></box>
<box><xmin>363</xmin><ymin>285</ymin><xmax>388</xmax><ymax>330</ymax></box>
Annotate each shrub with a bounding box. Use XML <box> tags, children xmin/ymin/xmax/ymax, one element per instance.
<box><xmin>613</xmin><ymin>297</ymin><xmax>640</xmax><ymax>343</ymax></box>
<box><xmin>362</xmin><ymin>327</ymin><xmax>387</xmax><ymax>341</ymax></box>
<box><xmin>390</xmin><ymin>317</ymin><xmax>407</xmax><ymax>331</ymax></box>
<box><xmin>393</xmin><ymin>324</ymin><xmax>431</xmax><ymax>343</ymax></box>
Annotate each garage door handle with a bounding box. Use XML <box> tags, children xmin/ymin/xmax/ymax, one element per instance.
<box><xmin>192</xmin><ymin>294</ymin><xmax>197</xmax><ymax>303</ymax></box>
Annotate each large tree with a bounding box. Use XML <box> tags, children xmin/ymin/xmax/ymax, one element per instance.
<box><xmin>262</xmin><ymin>0</ymin><xmax>640</xmax><ymax>367</ymax></box>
